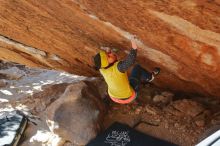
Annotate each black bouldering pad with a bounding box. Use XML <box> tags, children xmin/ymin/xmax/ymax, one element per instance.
<box><xmin>87</xmin><ymin>122</ymin><xmax>177</xmax><ymax>146</ymax></box>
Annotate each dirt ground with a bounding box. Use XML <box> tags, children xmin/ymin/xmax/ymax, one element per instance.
<box><xmin>103</xmin><ymin>84</ymin><xmax>220</xmax><ymax>146</ymax></box>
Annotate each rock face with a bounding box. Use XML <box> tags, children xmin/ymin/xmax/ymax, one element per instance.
<box><xmin>0</xmin><ymin>0</ymin><xmax>220</xmax><ymax>98</ymax></box>
<box><xmin>0</xmin><ymin>61</ymin><xmax>107</xmax><ymax>146</ymax></box>
<box><xmin>46</xmin><ymin>81</ymin><xmax>105</xmax><ymax>145</ymax></box>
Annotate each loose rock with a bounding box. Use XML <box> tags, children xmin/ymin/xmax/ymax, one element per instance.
<box><xmin>46</xmin><ymin>81</ymin><xmax>105</xmax><ymax>145</ymax></box>
<box><xmin>172</xmin><ymin>99</ymin><xmax>205</xmax><ymax>117</ymax></box>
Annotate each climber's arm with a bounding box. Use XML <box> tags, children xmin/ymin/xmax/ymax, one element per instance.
<box><xmin>117</xmin><ymin>48</ymin><xmax>137</xmax><ymax>73</ymax></box>
<box><xmin>117</xmin><ymin>40</ymin><xmax>137</xmax><ymax>73</ymax></box>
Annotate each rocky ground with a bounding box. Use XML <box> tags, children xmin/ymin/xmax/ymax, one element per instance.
<box><xmin>103</xmin><ymin>85</ymin><xmax>220</xmax><ymax>146</ymax></box>
<box><xmin>0</xmin><ymin>61</ymin><xmax>220</xmax><ymax>146</ymax></box>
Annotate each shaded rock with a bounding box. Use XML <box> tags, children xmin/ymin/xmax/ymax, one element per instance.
<box><xmin>141</xmin><ymin>113</ymin><xmax>161</xmax><ymax>126</ymax></box>
<box><xmin>161</xmin><ymin>91</ymin><xmax>174</xmax><ymax>99</ymax></box>
<box><xmin>153</xmin><ymin>95</ymin><xmax>170</xmax><ymax>105</ymax></box>
<box><xmin>46</xmin><ymin>81</ymin><xmax>105</xmax><ymax>145</ymax></box>
<box><xmin>0</xmin><ymin>67</ymin><xmax>25</xmax><ymax>80</ymax></box>
<box><xmin>195</xmin><ymin>120</ymin><xmax>205</xmax><ymax>127</ymax></box>
<box><xmin>144</xmin><ymin>105</ymin><xmax>158</xmax><ymax>115</ymax></box>
<box><xmin>0</xmin><ymin>60</ymin><xmax>15</xmax><ymax>70</ymax></box>
<box><xmin>86</xmin><ymin>79</ymin><xmax>107</xmax><ymax>99</ymax></box>
<box><xmin>164</xmin><ymin>105</ymin><xmax>184</xmax><ymax>117</ymax></box>
<box><xmin>63</xmin><ymin>141</ymin><xmax>78</xmax><ymax>146</ymax></box>
<box><xmin>153</xmin><ymin>95</ymin><xmax>165</xmax><ymax>103</ymax></box>
<box><xmin>174</xmin><ymin>123</ymin><xmax>179</xmax><ymax>128</ymax></box>
<box><xmin>137</xmin><ymin>85</ymin><xmax>160</xmax><ymax>104</ymax></box>
<box><xmin>211</xmin><ymin>112</ymin><xmax>220</xmax><ymax>125</ymax></box>
<box><xmin>104</xmin><ymin>113</ymin><xmax>141</xmax><ymax>129</ymax></box>
<box><xmin>153</xmin><ymin>91</ymin><xmax>173</xmax><ymax>105</ymax></box>
<box><xmin>164</xmin><ymin>122</ymin><xmax>169</xmax><ymax>129</ymax></box>
<box><xmin>134</xmin><ymin>106</ymin><xmax>143</xmax><ymax>115</ymax></box>
<box><xmin>194</xmin><ymin>112</ymin><xmax>207</xmax><ymax>128</ymax></box>
<box><xmin>172</xmin><ymin>99</ymin><xmax>205</xmax><ymax>117</ymax></box>
<box><xmin>31</xmin><ymin>83</ymin><xmax>70</xmax><ymax>114</ymax></box>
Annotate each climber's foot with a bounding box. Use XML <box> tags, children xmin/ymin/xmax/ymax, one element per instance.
<box><xmin>145</xmin><ymin>67</ymin><xmax>160</xmax><ymax>83</ymax></box>
<box><xmin>152</xmin><ymin>67</ymin><xmax>160</xmax><ymax>76</ymax></box>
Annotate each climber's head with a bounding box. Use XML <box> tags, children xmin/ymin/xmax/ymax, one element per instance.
<box><xmin>93</xmin><ymin>50</ymin><xmax>117</xmax><ymax>69</ymax></box>
<box><xmin>106</xmin><ymin>50</ymin><xmax>117</xmax><ymax>64</ymax></box>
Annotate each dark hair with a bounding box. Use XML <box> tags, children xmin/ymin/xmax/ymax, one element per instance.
<box><xmin>93</xmin><ymin>53</ymin><xmax>101</xmax><ymax>70</ymax></box>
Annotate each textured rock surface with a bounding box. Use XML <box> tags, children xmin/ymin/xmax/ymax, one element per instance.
<box><xmin>0</xmin><ymin>61</ymin><xmax>106</xmax><ymax>146</ymax></box>
<box><xmin>1</xmin><ymin>61</ymin><xmax>220</xmax><ymax>146</ymax></box>
<box><xmin>153</xmin><ymin>91</ymin><xmax>174</xmax><ymax>105</ymax></box>
<box><xmin>165</xmin><ymin>99</ymin><xmax>205</xmax><ymax>117</ymax></box>
<box><xmin>46</xmin><ymin>81</ymin><xmax>105</xmax><ymax>145</ymax></box>
<box><xmin>0</xmin><ymin>0</ymin><xmax>220</xmax><ymax>97</ymax></box>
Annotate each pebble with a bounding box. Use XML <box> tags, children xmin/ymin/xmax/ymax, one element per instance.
<box><xmin>195</xmin><ymin>120</ymin><xmax>205</xmax><ymax>127</ymax></box>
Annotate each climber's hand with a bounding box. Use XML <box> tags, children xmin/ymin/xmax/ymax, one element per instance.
<box><xmin>106</xmin><ymin>47</ymin><xmax>111</xmax><ymax>53</ymax></box>
<box><xmin>131</xmin><ymin>40</ymin><xmax>137</xmax><ymax>50</ymax></box>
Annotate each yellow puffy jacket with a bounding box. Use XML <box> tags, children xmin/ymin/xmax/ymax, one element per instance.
<box><xmin>100</xmin><ymin>61</ymin><xmax>134</xmax><ymax>99</ymax></box>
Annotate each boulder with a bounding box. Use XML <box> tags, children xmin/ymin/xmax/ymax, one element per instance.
<box><xmin>0</xmin><ymin>67</ymin><xmax>25</xmax><ymax>80</ymax></box>
<box><xmin>172</xmin><ymin>99</ymin><xmax>205</xmax><ymax>117</ymax></box>
<box><xmin>46</xmin><ymin>81</ymin><xmax>105</xmax><ymax>145</ymax></box>
<box><xmin>153</xmin><ymin>91</ymin><xmax>174</xmax><ymax>105</ymax></box>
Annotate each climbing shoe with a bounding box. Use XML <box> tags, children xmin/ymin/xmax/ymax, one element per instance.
<box><xmin>145</xmin><ymin>67</ymin><xmax>160</xmax><ymax>83</ymax></box>
<box><xmin>152</xmin><ymin>67</ymin><xmax>160</xmax><ymax>76</ymax></box>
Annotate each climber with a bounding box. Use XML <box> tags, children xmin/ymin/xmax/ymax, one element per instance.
<box><xmin>93</xmin><ymin>40</ymin><xmax>160</xmax><ymax>104</ymax></box>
